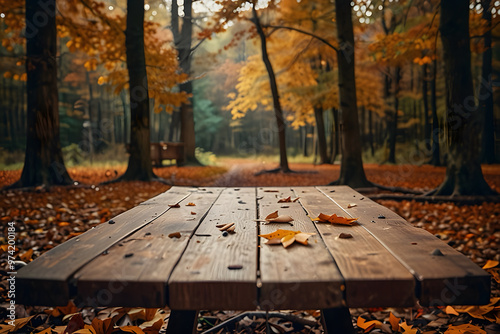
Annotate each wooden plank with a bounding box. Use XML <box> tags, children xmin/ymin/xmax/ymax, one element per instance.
<box><xmin>257</xmin><ymin>187</ymin><xmax>344</xmax><ymax>310</ymax></box>
<box><xmin>74</xmin><ymin>188</ymin><xmax>224</xmax><ymax>308</ymax></box>
<box><xmin>317</xmin><ymin>186</ymin><xmax>491</xmax><ymax>306</ymax></box>
<box><xmin>16</xmin><ymin>186</ymin><xmax>192</xmax><ymax>306</ymax></box>
<box><xmin>294</xmin><ymin>187</ymin><xmax>416</xmax><ymax>307</ymax></box>
<box><xmin>168</xmin><ymin>188</ymin><xmax>258</xmax><ymax>310</ymax></box>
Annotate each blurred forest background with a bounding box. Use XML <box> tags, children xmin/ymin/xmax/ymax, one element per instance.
<box><xmin>0</xmin><ymin>0</ymin><xmax>499</xmax><ymax>170</ymax></box>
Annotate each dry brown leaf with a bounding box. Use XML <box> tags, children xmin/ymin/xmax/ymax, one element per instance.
<box><xmin>168</xmin><ymin>204</ymin><xmax>180</xmax><ymax>208</ymax></box>
<box><xmin>278</xmin><ymin>196</ymin><xmax>291</xmax><ymax>203</ymax></box>
<box><xmin>315</xmin><ymin>213</ymin><xmax>357</xmax><ymax>226</ymax></box>
<box><xmin>186</xmin><ymin>202</ymin><xmax>196</xmax><ymax>206</ymax></box>
<box><xmin>389</xmin><ymin>312</ymin><xmax>400</xmax><ymax>331</ymax></box>
<box><xmin>347</xmin><ymin>203</ymin><xmax>357</xmax><ymax>208</ymax></box>
<box><xmin>445</xmin><ymin>305</ymin><xmax>459</xmax><ymax>316</ymax></box>
<box><xmin>168</xmin><ymin>232</ymin><xmax>181</xmax><ymax>238</ymax></box>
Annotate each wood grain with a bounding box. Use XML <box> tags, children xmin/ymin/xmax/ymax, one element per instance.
<box><xmin>74</xmin><ymin>188</ymin><xmax>224</xmax><ymax>307</ymax></box>
<box><xmin>317</xmin><ymin>186</ymin><xmax>490</xmax><ymax>306</ymax></box>
<box><xmin>16</xmin><ymin>187</ymin><xmax>192</xmax><ymax>306</ymax></box>
<box><xmin>168</xmin><ymin>187</ymin><xmax>258</xmax><ymax>310</ymax></box>
<box><xmin>257</xmin><ymin>187</ymin><xmax>344</xmax><ymax>310</ymax></box>
<box><xmin>294</xmin><ymin>187</ymin><xmax>416</xmax><ymax>307</ymax></box>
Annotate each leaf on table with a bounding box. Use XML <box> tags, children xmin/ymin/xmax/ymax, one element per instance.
<box><xmin>399</xmin><ymin>321</ymin><xmax>418</xmax><ymax>334</ymax></box>
<box><xmin>444</xmin><ymin>324</ymin><xmax>486</xmax><ymax>334</ymax></box>
<box><xmin>356</xmin><ymin>317</ymin><xmax>381</xmax><ymax>333</ymax></box>
<box><xmin>445</xmin><ymin>305</ymin><xmax>459</xmax><ymax>316</ymax></box>
<box><xmin>314</xmin><ymin>213</ymin><xmax>358</xmax><ymax>226</ymax></box>
<box><xmin>168</xmin><ymin>204</ymin><xmax>180</xmax><ymax>208</ymax></box>
<box><xmin>261</xmin><ymin>210</ymin><xmax>294</xmax><ymax>224</ymax></box>
<box><xmin>281</xmin><ymin>234</ymin><xmax>295</xmax><ymax>248</ymax></box>
<box><xmin>347</xmin><ymin>203</ymin><xmax>357</xmax><ymax>208</ymax></box>
<box><xmin>259</xmin><ymin>229</ymin><xmax>315</xmax><ymax>248</ymax></box>
<box><xmin>168</xmin><ymin>232</ymin><xmax>181</xmax><ymax>238</ymax></box>
<box><xmin>389</xmin><ymin>312</ymin><xmax>400</xmax><ymax>331</ymax></box>
<box><xmin>265</xmin><ymin>211</ymin><xmax>279</xmax><ymax>220</ymax></box>
<box><xmin>482</xmin><ymin>260</ymin><xmax>499</xmax><ymax>269</ymax></box>
<box><xmin>277</xmin><ymin>197</ymin><xmax>300</xmax><ymax>203</ymax></box>
<box><xmin>186</xmin><ymin>202</ymin><xmax>196</xmax><ymax>206</ymax></box>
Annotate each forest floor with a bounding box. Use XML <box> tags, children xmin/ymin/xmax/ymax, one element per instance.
<box><xmin>1</xmin><ymin>159</ymin><xmax>500</xmax><ymax>334</ymax></box>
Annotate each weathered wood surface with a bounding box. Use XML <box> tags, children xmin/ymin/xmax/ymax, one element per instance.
<box><xmin>168</xmin><ymin>188</ymin><xmax>258</xmax><ymax>310</ymax></box>
<box><xmin>294</xmin><ymin>187</ymin><xmax>416</xmax><ymax>307</ymax></box>
<box><xmin>75</xmin><ymin>188</ymin><xmax>223</xmax><ymax>307</ymax></box>
<box><xmin>16</xmin><ymin>187</ymin><xmax>192</xmax><ymax>306</ymax></box>
<box><xmin>16</xmin><ymin>186</ymin><xmax>490</xmax><ymax>310</ymax></box>
<box><xmin>257</xmin><ymin>187</ymin><xmax>344</xmax><ymax>310</ymax></box>
<box><xmin>317</xmin><ymin>186</ymin><xmax>490</xmax><ymax>306</ymax></box>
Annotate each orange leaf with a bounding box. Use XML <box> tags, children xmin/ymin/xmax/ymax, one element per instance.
<box><xmin>186</xmin><ymin>202</ymin><xmax>196</xmax><ymax>206</ymax></box>
<box><xmin>278</xmin><ymin>196</ymin><xmax>291</xmax><ymax>203</ymax></box>
<box><xmin>444</xmin><ymin>324</ymin><xmax>486</xmax><ymax>333</ymax></box>
<box><xmin>120</xmin><ymin>326</ymin><xmax>145</xmax><ymax>334</ymax></box>
<box><xmin>389</xmin><ymin>312</ymin><xmax>400</xmax><ymax>331</ymax></box>
<box><xmin>400</xmin><ymin>321</ymin><xmax>418</xmax><ymax>334</ymax></box>
<box><xmin>483</xmin><ymin>260</ymin><xmax>499</xmax><ymax>269</ymax></box>
<box><xmin>445</xmin><ymin>305</ymin><xmax>459</xmax><ymax>316</ymax></box>
<box><xmin>314</xmin><ymin>213</ymin><xmax>358</xmax><ymax>226</ymax></box>
<box><xmin>356</xmin><ymin>317</ymin><xmax>381</xmax><ymax>333</ymax></box>
<box><xmin>259</xmin><ymin>229</ymin><xmax>297</xmax><ymax>240</ymax></box>
<box><xmin>20</xmin><ymin>249</ymin><xmax>34</xmax><ymax>262</ymax></box>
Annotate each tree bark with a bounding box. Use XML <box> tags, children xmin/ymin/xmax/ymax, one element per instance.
<box><xmin>368</xmin><ymin>109</ymin><xmax>374</xmax><ymax>156</ymax></box>
<box><xmin>252</xmin><ymin>4</ymin><xmax>290</xmax><ymax>172</ymax></box>
<box><xmin>435</xmin><ymin>0</ymin><xmax>494</xmax><ymax>196</ymax></box>
<box><xmin>118</xmin><ymin>0</ymin><xmax>156</xmax><ymax>181</ymax></box>
<box><xmin>332</xmin><ymin>0</ymin><xmax>371</xmax><ymax>187</ymax></box>
<box><xmin>314</xmin><ymin>106</ymin><xmax>329</xmax><ymax>164</ymax></box>
<box><xmin>172</xmin><ymin>0</ymin><xmax>200</xmax><ymax>165</ymax></box>
<box><xmin>428</xmin><ymin>59</ymin><xmax>441</xmax><ymax>166</ymax></box>
<box><xmin>480</xmin><ymin>0</ymin><xmax>495</xmax><ymax>163</ymax></box>
<box><xmin>387</xmin><ymin>66</ymin><xmax>400</xmax><ymax>164</ymax></box>
<box><xmin>422</xmin><ymin>63</ymin><xmax>431</xmax><ymax>151</ymax></box>
<box><xmin>9</xmin><ymin>0</ymin><xmax>73</xmax><ymax>189</ymax></box>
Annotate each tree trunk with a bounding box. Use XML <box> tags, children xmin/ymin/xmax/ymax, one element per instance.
<box><xmin>387</xmin><ymin>66</ymin><xmax>401</xmax><ymax>164</ymax></box>
<box><xmin>9</xmin><ymin>0</ymin><xmax>73</xmax><ymax>189</ymax></box>
<box><xmin>429</xmin><ymin>59</ymin><xmax>441</xmax><ymax>166</ymax></box>
<box><xmin>368</xmin><ymin>109</ymin><xmax>374</xmax><ymax>156</ymax></box>
<box><xmin>252</xmin><ymin>4</ymin><xmax>290</xmax><ymax>172</ymax></box>
<box><xmin>480</xmin><ymin>0</ymin><xmax>495</xmax><ymax>163</ymax></box>
<box><xmin>314</xmin><ymin>106</ymin><xmax>329</xmax><ymax>164</ymax></box>
<box><xmin>422</xmin><ymin>63</ymin><xmax>431</xmax><ymax>151</ymax></box>
<box><xmin>435</xmin><ymin>0</ymin><xmax>494</xmax><ymax>196</ymax></box>
<box><xmin>173</xmin><ymin>0</ymin><xmax>200</xmax><ymax>165</ymax></box>
<box><xmin>332</xmin><ymin>0</ymin><xmax>370</xmax><ymax>187</ymax></box>
<box><xmin>119</xmin><ymin>0</ymin><xmax>156</xmax><ymax>181</ymax></box>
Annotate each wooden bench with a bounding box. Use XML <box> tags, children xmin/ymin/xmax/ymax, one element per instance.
<box><xmin>16</xmin><ymin>186</ymin><xmax>490</xmax><ymax>333</ymax></box>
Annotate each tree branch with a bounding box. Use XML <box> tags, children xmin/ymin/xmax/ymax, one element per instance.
<box><xmin>262</xmin><ymin>24</ymin><xmax>338</xmax><ymax>53</ymax></box>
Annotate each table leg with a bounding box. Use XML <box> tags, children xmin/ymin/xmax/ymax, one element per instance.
<box><xmin>321</xmin><ymin>308</ymin><xmax>355</xmax><ymax>334</ymax></box>
<box><xmin>166</xmin><ymin>310</ymin><xmax>198</xmax><ymax>334</ymax></box>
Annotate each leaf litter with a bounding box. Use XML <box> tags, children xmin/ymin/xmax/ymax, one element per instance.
<box><xmin>1</xmin><ymin>162</ymin><xmax>499</xmax><ymax>333</ymax></box>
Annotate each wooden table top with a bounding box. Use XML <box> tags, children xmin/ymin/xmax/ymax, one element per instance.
<box><xmin>17</xmin><ymin>186</ymin><xmax>490</xmax><ymax>310</ymax></box>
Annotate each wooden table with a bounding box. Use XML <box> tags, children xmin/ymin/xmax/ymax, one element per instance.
<box><xmin>17</xmin><ymin>186</ymin><xmax>490</xmax><ymax>333</ymax></box>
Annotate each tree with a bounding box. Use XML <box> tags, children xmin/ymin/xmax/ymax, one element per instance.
<box><xmin>117</xmin><ymin>0</ymin><xmax>158</xmax><ymax>182</ymax></box>
<box><xmin>479</xmin><ymin>0</ymin><xmax>495</xmax><ymax>163</ymax></box>
<box><xmin>9</xmin><ymin>0</ymin><xmax>73</xmax><ymax>189</ymax></box>
<box><xmin>330</xmin><ymin>0</ymin><xmax>371</xmax><ymax>188</ymax></box>
<box><xmin>433</xmin><ymin>0</ymin><xmax>495</xmax><ymax>196</ymax></box>
<box><xmin>172</xmin><ymin>0</ymin><xmax>201</xmax><ymax>165</ymax></box>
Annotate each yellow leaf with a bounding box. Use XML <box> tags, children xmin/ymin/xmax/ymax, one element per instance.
<box><xmin>259</xmin><ymin>229</ymin><xmax>298</xmax><ymax>240</ymax></box>
<box><xmin>97</xmin><ymin>76</ymin><xmax>107</xmax><ymax>85</ymax></box>
<box><xmin>445</xmin><ymin>305</ymin><xmax>459</xmax><ymax>316</ymax></box>
<box><xmin>281</xmin><ymin>234</ymin><xmax>295</xmax><ymax>248</ymax></box>
<box><xmin>389</xmin><ymin>312</ymin><xmax>400</xmax><ymax>331</ymax></box>
<box><xmin>444</xmin><ymin>324</ymin><xmax>486</xmax><ymax>334</ymax></box>
<box><xmin>399</xmin><ymin>321</ymin><xmax>418</xmax><ymax>334</ymax></box>
<box><xmin>482</xmin><ymin>260</ymin><xmax>499</xmax><ymax>269</ymax></box>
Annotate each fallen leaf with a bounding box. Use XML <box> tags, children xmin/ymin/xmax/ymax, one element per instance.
<box><xmin>445</xmin><ymin>305</ymin><xmax>459</xmax><ymax>316</ymax></box>
<box><xmin>482</xmin><ymin>260</ymin><xmax>499</xmax><ymax>269</ymax></box>
<box><xmin>295</xmin><ymin>233</ymin><xmax>313</xmax><ymax>245</ymax></box>
<box><xmin>91</xmin><ymin>317</ymin><xmax>114</xmax><ymax>334</ymax></box>
<box><xmin>314</xmin><ymin>213</ymin><xmax>358</xmax><ymax>226</ymax></box>
<box><xmin>20</xmin><ymin>248</ymin><xmax>34</xmax><ymax>262</ymax></box>
<box><xmin>338</xmin><ymin>233</ymin><xmax>353</xmax><ymax>239</ymax></box>
<box><xmin>265</xmin><ymin>211</ymin><xmax>279</xmax><ymax>220</ymax></box>
<box><xmin>219</xmin><ymin>223</ymin><xmax>235</xmax><ymax>231</ymax></box>
<box><xmin>278</xmin><ymin>196</ymin><xmax>292</xmax><ymax>203</ymax></box>
<box><xmin>64</xmin><ymin>314</ymin><xmax>85</xmax><ymax>334</ymax></box>
<box><xmin>168</xmin><ymin>204</ymin><xmax>180</xmax><ymax>208</ymax></box>
<box><xmin>120</xmin><ymin>326</ymin><xmax>145</xmax><ymax>334</ymax></box>
<box><xmin>267</xmin><ymin>215</ymin><xmax>294</xmax><ymax>223</ymax></box>
<box><xmin>347</xmin><ymin>203</ymin><xmax>357</xmax><ymax>208</ymax></box>
<box><xmin>281</xmin><ymin>234</ymin><xmax>295</xmax><ymax>248</ymax></box>
<box><xmin>186</xmin><ymin>202</ymin><xmax>196</xmax><ymax>206</ymax></box>
<box><xmin>389</xmin><ymin>312</ymin><xmax>400</xmax><ymax>331</ymax></box>
<box><xmin>444</xmin><ymin>324</ymin><xmax>486</xmax><ymax>334</ymax></box>
<box><xmin>1</xmin><ymin>316</ymin><xmax>34</xmax><ymax>333</ymax></box>
<box><xmin>400</xmin><ymin>321</ymin><xmax>418</xmax><ymax>334</ymax></box>
<box><xmin>168</xmin><ymin>232</ymin><xmax>181</xmax><ymax>238</ymax></box>
<box><xmin>259</xmin><ymin>229</ymin><xmax>298</xmax><ymax>240</ymax></box>
<box><xmin>356</xmin><ymin>317</ymin><xmax>381</xmax><ymax>333</ymax></box>
<box><xmin>265</xmin><ymin>238</ymin><xmax>282</xmax><ymax>245</ymax></box>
